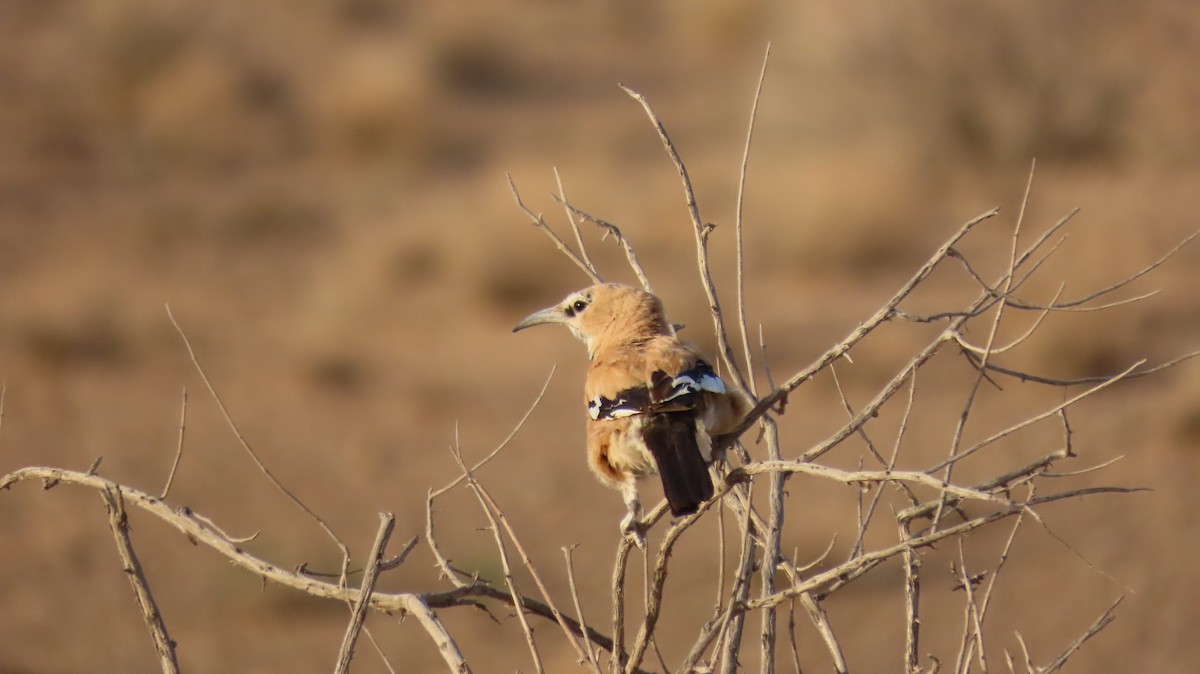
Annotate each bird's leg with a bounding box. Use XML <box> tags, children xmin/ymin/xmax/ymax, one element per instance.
<box><xmin>619</xmin><ymin>482</ymin><xmax>646</xmax><ymax>548</ymax></box>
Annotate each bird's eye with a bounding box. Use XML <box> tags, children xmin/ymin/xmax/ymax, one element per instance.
<box><xmin>572</xmin><ymin>300</ymin><xmax>588</xmax><ymax>312</ymax></box>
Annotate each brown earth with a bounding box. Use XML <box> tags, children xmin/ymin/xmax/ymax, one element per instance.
<box><xmin>1</xmin><ymin>1</ymin><xmax>1198</xmax><ymax>672</ymax></box>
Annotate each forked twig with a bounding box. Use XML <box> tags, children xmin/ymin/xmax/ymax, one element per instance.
<box><xmin>800</xmin><ymin>593</ymin><xmax>848</xmax><ymax>674</ymax></box>
<box><xmin>335</xmin><ymin>512</ymin><xmax>396</xmax><ymax>673</ymax></box>
<box><xmin>450</xmin><ymin>434</ymin><xmax>591</xmax><ymax>667</ymax></box>
<box><xmin>718</xmin><ymin>207</ymin><xmax>1001</xmax><ymax>450</ymax></box>
<box><xmin>508</xmin><ymin>173</ymin><xmax>603</xmax><ymax>284</ymax></box>
<box><xmin>165</xmin><ymin>305</ymin><xmax>352</xmax><ymax>585</ymax></box>
<box><xmin>552</xmin><ymin>197</ymin><xmax>654</xmax><ymax>292</ymax></box>
<box><xmin>620</xmin><ymin>84</ymin><xmax>750</xmax><ymax>393</ymax></box>
<box><xmin>555</xmin><ymin>167</ymin><xmax>598</xmax><ymax>275</ymax></box>
<box><xmin>563</xmin><ymin>545</ymin><xmax>604</xmax><ymax>674</ymax></box>
<box><xmin>101</xmin><ymin>486</ymin><xmax>180</xmax><ymax>674</ymax></box>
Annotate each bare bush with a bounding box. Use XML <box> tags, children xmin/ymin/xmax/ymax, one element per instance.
<box><xmin>2</xmin><ymin>57</ymin><xmax>1196</xmax><ymax>674</ymax></box>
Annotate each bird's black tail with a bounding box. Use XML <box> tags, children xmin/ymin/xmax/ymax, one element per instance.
<box><xmin>642</xmin><ymin>412</ymin><xmax>714</xmax><ymax>517</ymax></box>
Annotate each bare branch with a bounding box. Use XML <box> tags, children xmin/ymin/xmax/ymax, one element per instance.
<box><xmin>965</xmin><ymin>349</ymin><xmax>1200</xmax><ymax>387</ymax></box>
<box><xmin>759</xmin><ymin>417</ymin><xmax>785</xmax><ymax>674</ymax></box>
<box><xmin>335</xmin><ymin>512</ymin><xmax>396</xmax><ymax>674</ymax></box>
<box><xmin>450</xmin><ymin>435</ymin><xmax>544</xmax><ymax>674</ymax></box>
<box><xmin>678</xmin><ymin>483</ymin><xmax>756</xmax><ymax>674</ymax></box>
<box><xmin>165</xmin><ymin>305</ymin><xmax>352</xmax><ymax>584</ymax></box>
<box><xmin>564</xmin><ymin>545</ymin><xmax>604</xmax><ymax>674</ymax></box>
<box><xmin>929</xmin><ymin>359</ymin><xmax>1145</xmax><ymax>473</ymax></box>
<box><xmin>507</xmin><ymin>173</ymin><xmax>604</xmax><ymax>284</ymax></box>
<box><xmin>735</xmin><ymin>461</ymin><xmax>1008</xmax><ymax>508</ymax></box>
<box><xmin>1034</xmin><ymin>229</ymin><xmax>1198</xmax><ymax>311</ymax></box>
<box><xmin>718</xmin><ymin>207</ymin><xmax>1000</xmax><ymax>450</ymax></box>
<box><xmin>1036</xmin><ymin>597</ymin><xmax>1123</xmax><ymax>673</ymax></box>
<box><xmin>800</xmin><ymin>593</ymin><xmax>848</xmax><ymax>674</ymax></box>
<box><xmin>453</xmin><ymin>437</ymin><xmax>591</xmax><ymax>666</ymax></box>
<box><xmin>101</xmin><ymin>486</ymin><xmax>180</xmax><ymax>674</ymax></box>
<box><xmin>624</xmin><ymin>496</ymin><xmax>724</xmax><ymax>674</ymax></box>
<box><xmin>552</xmin><ymin>197</ymin><xmax>654</xmax><ymax>293</ymax></box>
<box><xmin>952</xmin><ymin>541</ymin><xmax>988</xmax><ymax>674</ymax></box>
<box><xmin>611</xmin><ymin>539</ymin><xmax>634</xmax><ymax>674</ymax></box>
<box><xmin>745</xmin><ymin>486</ymin><xmax>1142</xmax><ymax>612</ymax></box>
<box><xmin>555</xmin><ymin>167</ymin><xmax>598</xmax><ymax>275</ymax></box>
<box><xmin>2</xmin><ymin>467</ymin><xmax>637</xmax><ymax>671</ymax></box>
<box><xmin>620</xmin><ymin>84</ymin><xmax>751</xmax><ymax>393</ymax></box>
<box><xmin>901</xmin><ymin>521</ymin><xmax>922</xmax><ymax>674</ymax></box>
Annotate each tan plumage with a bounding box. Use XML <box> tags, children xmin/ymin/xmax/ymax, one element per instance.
<box><xmin>514</xmin><ymin>283</ymin><xmax>750</xmax><ymax>540</ymax></box>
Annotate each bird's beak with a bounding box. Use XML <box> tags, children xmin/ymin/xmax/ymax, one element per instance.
<box><xmin>513</xmin><ymin>306</ymin><xmax>563</xmax><ymax>333</ymax></box>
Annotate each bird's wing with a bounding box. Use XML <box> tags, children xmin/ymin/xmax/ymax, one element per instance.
<box><xmin>587</xmin><ymin>355</ymin><xmax>726</xmax><ymax>420</ymax></box>
<box><xmin>588</xmin><ymin>386</ymin><xmax>650</xmax><ymax>420</ymax></box>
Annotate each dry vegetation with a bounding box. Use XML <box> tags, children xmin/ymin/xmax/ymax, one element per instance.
<box><xmin>2</xmin><ymin>1</ymin><xmax>1200</xmax><ymax>673</ymax></box>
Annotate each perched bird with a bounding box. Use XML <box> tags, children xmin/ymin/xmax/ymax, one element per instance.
<box><xmin>513</xmin><ymin>283</ymin><xmax>749</xmax><ymax>540</ymax></box>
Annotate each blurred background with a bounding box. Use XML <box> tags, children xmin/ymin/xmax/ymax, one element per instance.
<box><xmin>1</xmin><ymin>1</ymin><xmax>1198</xmax><ymax>671</ymax></box>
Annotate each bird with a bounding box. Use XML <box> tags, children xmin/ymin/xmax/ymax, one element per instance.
<box><xmin>513</xmin><ymin>283</ymin><xmax>750</xmax><ymax>542</ymax></box>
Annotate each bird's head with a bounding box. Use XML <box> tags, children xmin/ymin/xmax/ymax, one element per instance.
<box><xmin>513</xmin><ymin>283</ymin><xmax>672</xmax><ymax>355</ymax></box>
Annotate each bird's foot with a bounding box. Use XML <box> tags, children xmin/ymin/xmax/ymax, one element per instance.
<box><xmin>620</xmin><ymin>512</ymin><xmax>646</xmax><ymax>549</ymax></box>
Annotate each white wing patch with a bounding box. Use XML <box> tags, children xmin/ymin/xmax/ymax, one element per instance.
<box><xmin>660</xmin><ymin>364</ymin><xmax>727</xmax><ymax>405</ymax></box>
<box><xmin>669</xmin><ymin>371</ymin><xmax>726</xmax><ymax>396</ymax></box>
<box><xmin>589</xmin><ymin>392</ymin><xmax>648</xmax><ymax>420</ymax></box>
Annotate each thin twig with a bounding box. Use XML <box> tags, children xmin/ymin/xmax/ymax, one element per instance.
<box><xmin>735</xmin><ymin>43</ymin><xmax>771</xmax><ymax>395</ymax></box>
<box><xmin>929</xmin><ymin>359</ymin><xmax>1145</xmax><ymax>473</ymax></box>
<box><xmin>718</xmin><ymin>208</ymin><xmax>1000</xmax><ymax>450</ymax></box>
<box><xmin>744</xmin><ymin>485</ymin><xmax>1143</xmax><ymax>611</ymax></box>
<box><xmin>966</xmin><ymin>349</ymin><xmax>1200</xmax><ymax>387</ymax></box>
<box><xmin>555</xmin><ymin>167</ymin><xmax>598</xmax><ymax>275</ymax></box>
<box><xmin>734</xmin><ymin>461</ymin><xmax>1008</xmax><ymax>507</ymax></box>
<box><xmin>676</xmin><ymin>481</ymin><xmax>754</xmax><ymax>674</ymax></box>
<box><xmin>1014</xmin><ymin>632</ymin><xmax>1036</xmax><ymax>674</ymax></box>
<box><xmin>2</xmin><ymin>466</ymin><xmax>634</xmax><ymax>671</ymax></box>
<box><xmin>612</xmin><ymin>538</ymin><xmax>634</xmax><ymax>674</ymax></box>
<box><xmin>1034</xmin><ymin>229</ymin><xmax>1198</xmax><ymax>311</ymax></box>
<box><xmin>624</xmin><ymin>496</ymin><xmax>724</xmax><ymax>674</ymax></box>
<box><xmin>1036</xmin><ymin>597</ymin><xmax>1124</xmax><ymax>673</ymax></box>
<box><xmin>759</xmin><ymin>417</ymin><xmax>784</xmax><ymax>674</ymax></box>
<box><xmin>508</xmin><ymin>174</ymin><xmax>604</xmax><ymax>284</ymax></box>
<box><xmin>165</xmin><ymin>305</ymin><xmax>352</xmax><ymax>585</ymax></box>
<box><xmin>563</xmin><ymin>545</ymin><xmax>604</xmax><ymax>674</ymax></box>
<box><xmin>450</xmin><ymin>432</ymin><xmax>545</xmax><ymax>674</ymax></box>
<box><xmin>425</xmin><ymin>368</ymin><xmax>555</xmax><ymax>587</ymax></box>
<box><xmin>620</xmin><ymin>84</ymin><xmax>751</xmax><ymax>393</ymax></box>
<box><xmin>159</xmin><ymin>386</ymin><xmax>187</xmax><ymax>500</ymax></box>
<box><xmin>458</xmin><ymin>450</ymin><xmax>591</xmax><ymax>665</ymax></box>
<box><xmin>935</xmin><ymin>162</ymin><xmax>1035</xmax><ymax>533</ymax></box>
<box><xmin>0</xmin><ymin>381</ymin><xmax>6</xmax><ymax>447</ymax></box>
<box><xmin>787</xmin><ymin>595</ymin><xmax>803</xmax><ymax>674</ymax></box>
<box><xmin>963</xmin><ymin>490</ymin><xmax>1030</xmax><ymax>670</ymax></box>
<box><xmin>799</xmin><ymin>593</ymin><xmax>848</xmax><ymax>674</ymax></box>
<box><xmin>100</xmin><ymin>486</ymin><xmax>180</xmax><ymax>674</ymax></box>
<box><xmin>901</xmin><ymin>520</ymin><xmax>922</xmax><ymax>674</ymax></box>
<box><xmin>952</xmin><ymin>541</ymin><xmax>988</xmax><ymax>674</ymax></box>
<box><xmin>429</xmin><ymin>367</ymin><xmax>556</xmax><ymax>498</ymax></box>
<box><xmin>334</xmin><ymin>512</ymin><xmax>396</xmax><ymax>673</ymax></box>
<box><xmin>552</xmin><ymin>197</ymin><xmax>654</xmax><ymax>293</ymax></box>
